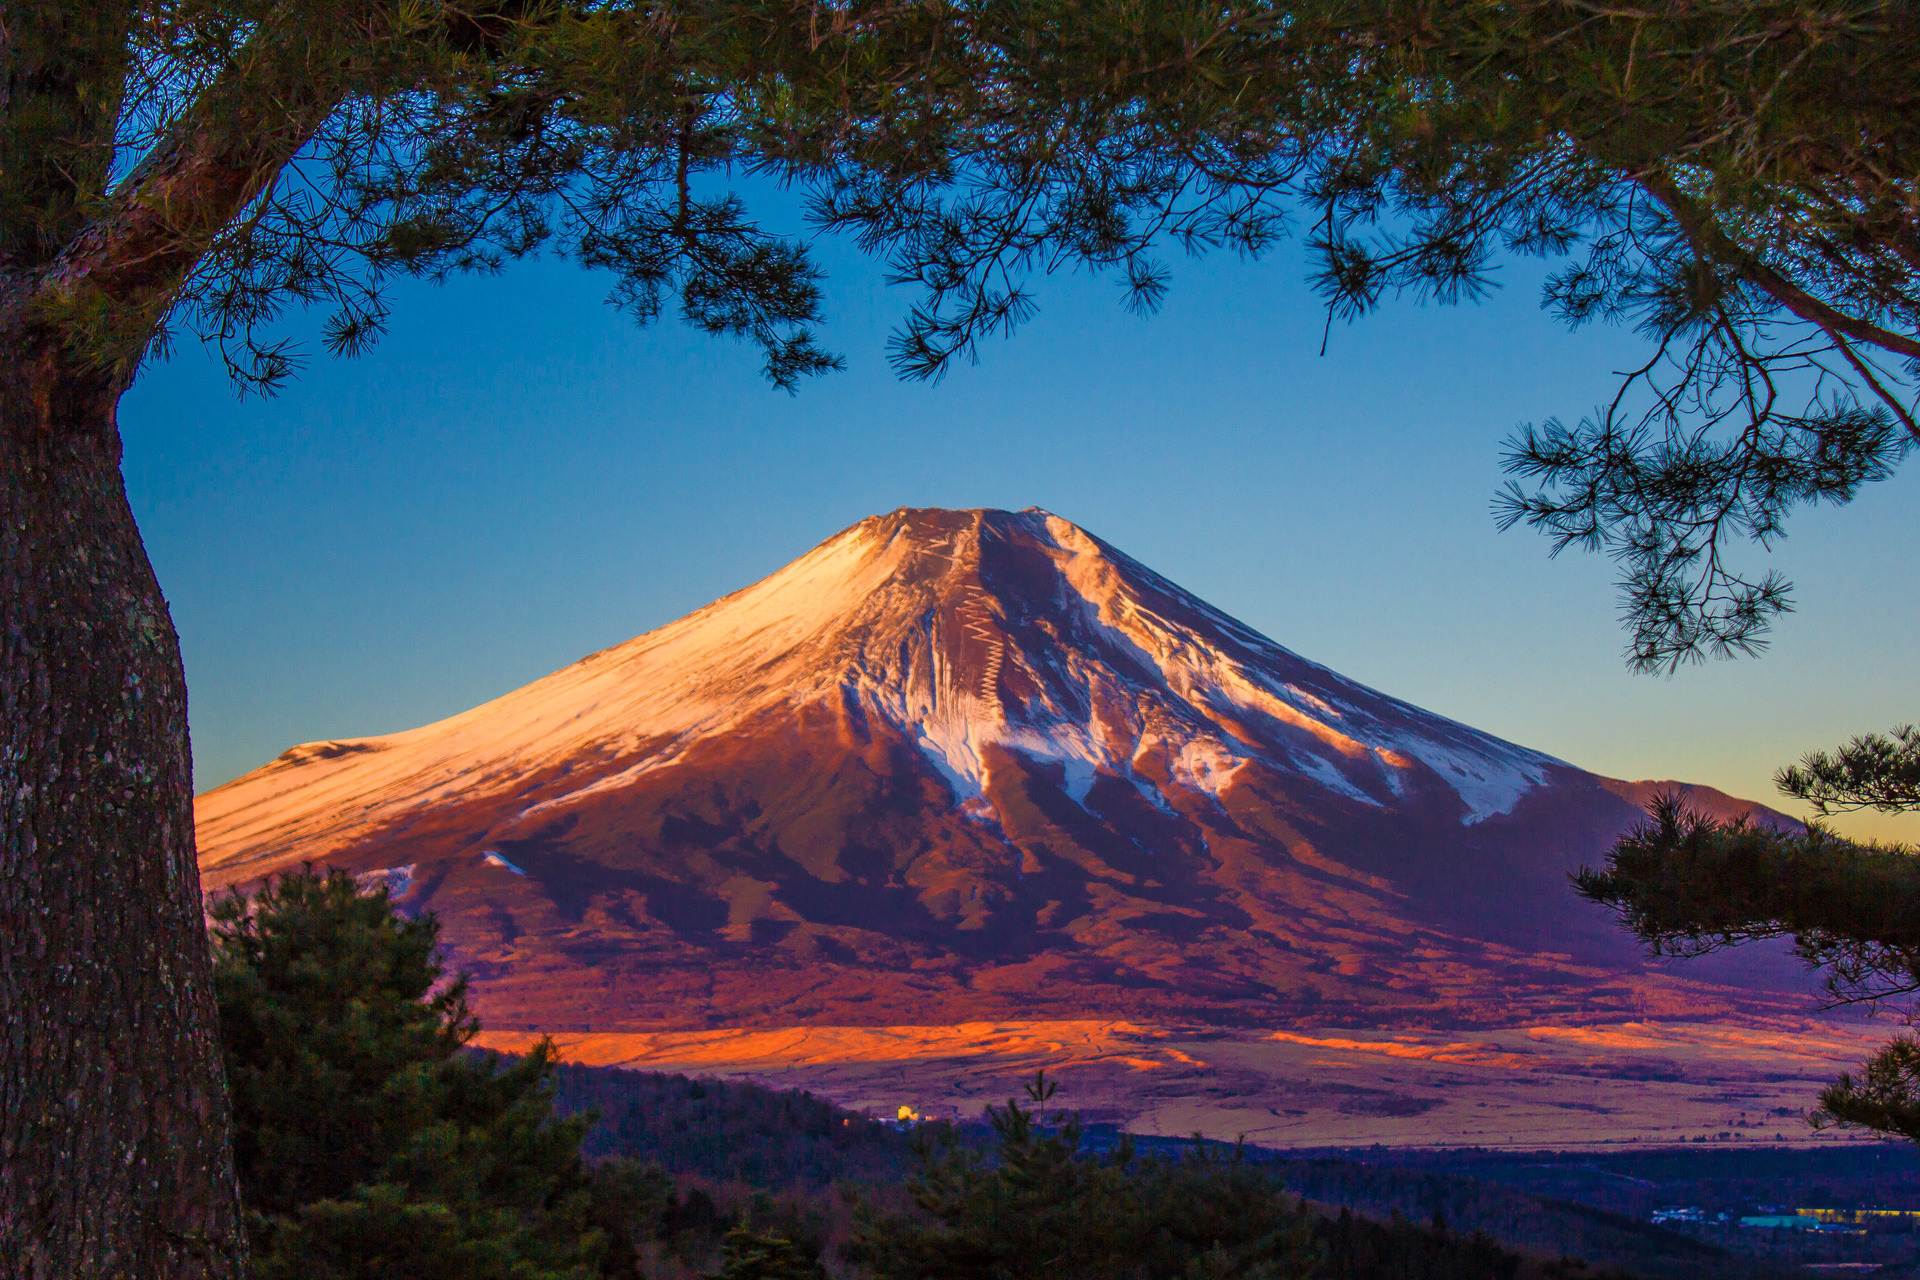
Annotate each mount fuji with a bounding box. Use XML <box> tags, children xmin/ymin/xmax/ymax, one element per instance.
<box><xmin>197</xmin><ymin>507</ymin><xmax>1792</xmax><ymax>1033</ymax></box>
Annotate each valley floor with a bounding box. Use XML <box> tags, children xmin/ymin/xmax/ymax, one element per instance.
<box><xmin>478</xmin><ymin>1015</ymin><xmax>1892</xmax><ymax>1151</ymax></box>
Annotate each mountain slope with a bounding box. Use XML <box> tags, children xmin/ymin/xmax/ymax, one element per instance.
<box><xmin>198</xmin><ymin>507</ymin><xmax>1796</xmax><ymax>1032</ymax></box>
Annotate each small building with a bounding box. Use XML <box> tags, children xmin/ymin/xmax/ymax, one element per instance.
<box><xmin>1800</xmin><ymin>1207</ymin><xmax>1920</xmax><ymax>1225</ymax></box>
<box><xmin>1650</xmin><ymin>1207</ymin><xmax>1704</xmax><ymax>1224</ymax></box>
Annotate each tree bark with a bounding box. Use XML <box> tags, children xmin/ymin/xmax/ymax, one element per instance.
<box><xmin>0</xmin><ymin>332</ymin><xmax>246</xmax><ymax>1279</ymax></box>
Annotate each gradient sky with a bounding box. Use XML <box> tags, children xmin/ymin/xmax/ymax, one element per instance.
<box><xmin>124</xmin><ymin>200</ymin><xmax>1918</xmax><ymax>844</ymax></box>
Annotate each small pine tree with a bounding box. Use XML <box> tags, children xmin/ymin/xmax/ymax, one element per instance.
<box><xmin>210</xmin><ymin>865</ymin><xmax>627</xmax><ymax>1278</ymax></box>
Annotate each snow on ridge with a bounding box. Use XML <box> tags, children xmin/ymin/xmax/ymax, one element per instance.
<box><xmin>1029</xmin><ymin>509</ymin><xmax>1560</xmax><ymax>823</ymax></box>
<box><xmin>1170</xmin><ymin>739</ymin><xmax>1247</xmax><ymax>797</ymax></box>
<box><xmin>1385</xmin><ymin>736</ymin><xmax>1553</xmax><ymax>824</ymax></box>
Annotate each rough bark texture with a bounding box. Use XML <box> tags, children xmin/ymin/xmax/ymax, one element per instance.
<box><xmin>0</xmin><ymin>333</ymin><xmax>246</xmax><ymax>1279</ymax></box>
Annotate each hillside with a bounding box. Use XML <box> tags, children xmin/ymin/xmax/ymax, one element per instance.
<box><xmin>198</xmin><ymin>507</ymin><xmax>1798</xmax><ymax>1032</ymax></box>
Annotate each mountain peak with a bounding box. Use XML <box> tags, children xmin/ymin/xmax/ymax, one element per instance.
<box><xmin>200</xmin><ymin>506</ymin><xmax>1561</xmax><ymax>879</ymax></box>
<box><xmin>826</xmin><ymin>505</ymin><xmax>1080</xmax><ymax>582</ymax></box>
<box><xmin>196</xmin><ymin>507</ymin><xmax>1792</xmax><ymax>1032</ymax></box>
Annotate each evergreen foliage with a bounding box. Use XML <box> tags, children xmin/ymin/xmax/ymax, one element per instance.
<box><xmin>1578</xmin><ymin>738</ymin><xmax>1920</xmax><ymax>1145</ymax></box>
<box><xmin>703</xmin><ymin>1227</ymin><xmax>825</xmax><ymax>1280</ymax></box>
<box><xmin>29</xmin><ymin>0</ymin><xmax>1920</xmax><ymax>657</ymax></box>
<box><xmin>550</xmin><ymin>1062</ymin><xmax>908</xmax><ymax>1187</ymax></box>
<box><xmin>1370</xmin><ymin>3</ymin><xmax>1920</xmax><ymax>669</ymax></box>
<box><xmin>840</xmin><ymin>1071</ymin><xmax>1552</xmax><ymax>1280</ymax></box>
<box><xmin>547</xmin><ymin>1058</ymin><xmax>1751</xmax><ymax>1275</ymax></box>
<box><xmin>209</xmin><ymin>865</ymin><xmax>631</xmax><ymax>1278</ymax></box>
<box><xmin>1266</xmin><ymin>1156</ymin><xmax>1723</xmax><ymax>1279</ymax></box>
<box><xmin>1777</xmin><ymin>726</ymin><xmax>1920</xmax><ymax>817</ymax></box>
<box><xmin>1316</xmin><ymin>1207</ymin><xmax>1519</xmax><ymax>1280</ymax></box>
<box><xmin>844</xmin><ymin>1073</ymin><xmax>1319</xmax><ymax>1280</ymax></box>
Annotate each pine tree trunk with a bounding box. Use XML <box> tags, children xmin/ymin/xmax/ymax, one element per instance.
<box><xmin>0</xmin><ymin>339</ymin><xmax>246</xmax><ymax>1279</ymax></box>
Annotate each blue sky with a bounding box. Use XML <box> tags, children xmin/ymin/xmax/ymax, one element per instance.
<box><xmin>124</xmin><ymin>208</ymin><xmax>1918</xmax><ymax>843</ymax></box>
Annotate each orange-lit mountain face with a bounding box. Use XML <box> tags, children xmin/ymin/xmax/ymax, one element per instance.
<box><xmin>197</xmin><ymin>508</ymin><xmax>1795</xmax><ymax>1033</ymax></box>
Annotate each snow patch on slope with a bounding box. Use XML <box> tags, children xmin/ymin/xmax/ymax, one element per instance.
<box><xmin>355</xmin><ymin>864</ymin><xmax>416</xmax><ymax>898</ymax></box>
<box><xmin>1390</xmin><ymin>738</ymin><xmax>1552</xmax><ymax>824</ymax></box>
<box><xmin>912</xmin><ymin>717</ymin><xmax>991</xmax><ymax>801</ymax></box>
<box><xmin>1170</xmin><ymin>739</ymin><xmax>1247</xmax><ymax>796</ymax></box>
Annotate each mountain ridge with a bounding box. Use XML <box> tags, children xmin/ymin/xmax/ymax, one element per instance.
<box><xmin>198</xmin><ymin>507</ymin><xmax>1800</xmax><ymax>1032</ymax></box>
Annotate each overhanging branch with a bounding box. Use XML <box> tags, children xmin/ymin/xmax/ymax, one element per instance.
<box><xmin>35</xmin><ymin>27</ymin><xmax>346</xmax><ymax>375</ymax></box>
<box><xmin>1641</xmin><ymin>172</ymin><xmax>1920</xmax><ymax>363</ymax></box>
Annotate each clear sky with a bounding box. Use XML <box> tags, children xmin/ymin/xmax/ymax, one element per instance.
<box><xmin>124</xmin><ymin>199</ymin><xmax>1918</xmax><ymax>844</ymax></box>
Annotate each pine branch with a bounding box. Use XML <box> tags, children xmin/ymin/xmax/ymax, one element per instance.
<box><xmin>1778</xmin><ymin>725</ymin><xmax>1920</xmax><ymax>815</ymax></box>
<box><xmin>1640</xmin><ymin>172</ymin><xmax>1920</xmax><ymax>362</ymax></box>
<box><xmin>36</xmin><ymin>8</ymin><xmax>349</xmax><ymax>380</ymax></box>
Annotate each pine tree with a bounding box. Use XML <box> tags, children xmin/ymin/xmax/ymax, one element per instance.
<box><xmin>1578</xmin><ymin>727</ymin><xmax>1920</xmax><ymax>1142</ymax></box>
<box><xmin>209</xmin><ymin>865</ymin><xmax>626</xmax><ymax>1279</ymax></box>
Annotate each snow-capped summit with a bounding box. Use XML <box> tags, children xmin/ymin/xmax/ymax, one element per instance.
<box><xmin>200</xmin><ymin>508</ymin><xmax>1552</xmax><ymax>857</ymax></box>
<box><xmin>198</xmin><ymin>508</ymin><xmax>1791</xmax><ymax>1033</ymax></box>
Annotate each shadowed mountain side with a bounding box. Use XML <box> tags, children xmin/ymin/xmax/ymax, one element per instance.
<box><xmin>197</xmin><ymin>507</ymin><xmax>1805</xmax><ymax>1033</ymax></box>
